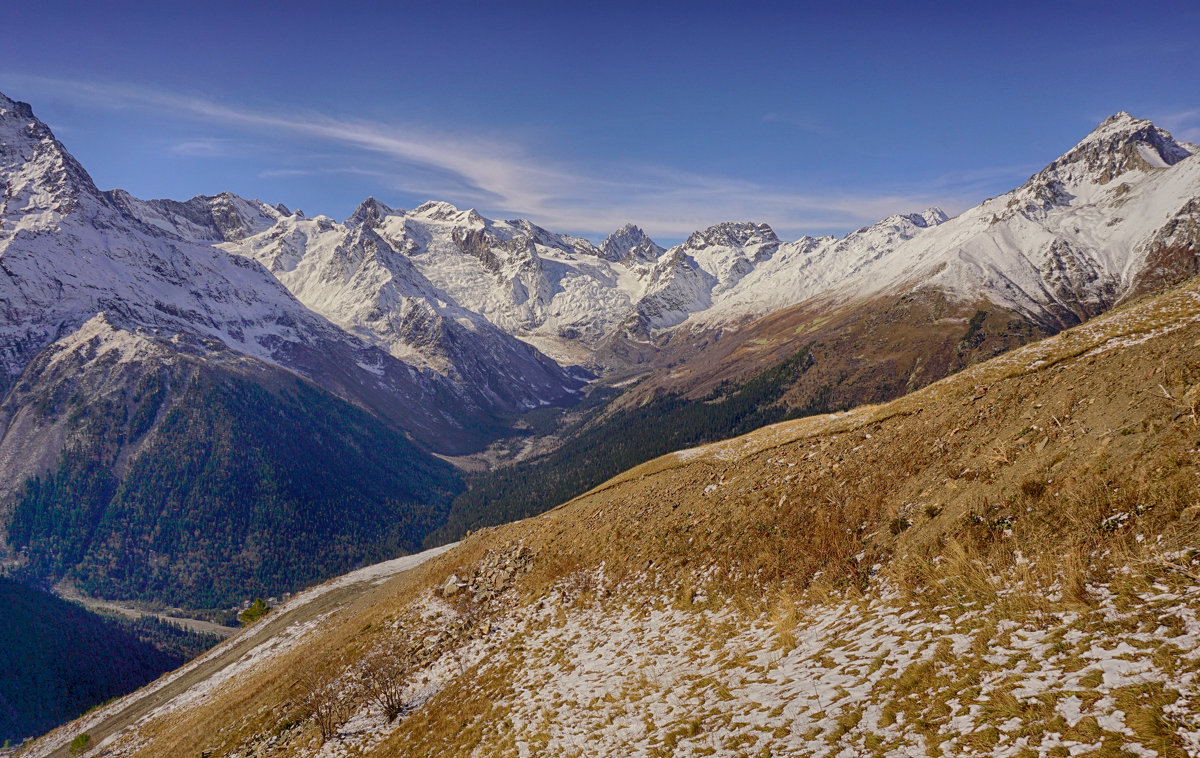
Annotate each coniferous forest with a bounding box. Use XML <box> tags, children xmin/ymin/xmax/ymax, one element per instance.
<box><xmin>427</xmin><ymin>346</ymin><xmax>829</xmax><ymax>543</ymax></box>
<box><xmin>7</xmin><ymin>364</ymin><xmax>461</xmax><ymax>611</ymax></box>
<box><xmin>0</xmin><ymin>578</ymin><xmax>217</xmax><ymax>745</ymax></box>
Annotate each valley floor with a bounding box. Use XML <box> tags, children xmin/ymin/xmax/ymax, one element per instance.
<box><xmin>53</xmin><ymin>585</ymin><xmax>237</xmax><ymax>639</ymax></box>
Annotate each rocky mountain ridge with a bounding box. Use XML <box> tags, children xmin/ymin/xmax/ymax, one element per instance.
<box><xmin>0</xmin><ymin>92</ymin><xmax>494</xmax><ymax>455</ymax></box>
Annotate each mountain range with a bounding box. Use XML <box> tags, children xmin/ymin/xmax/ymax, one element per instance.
<box><xmin>158</xmin><ymin>110</ymin><xmax>1200</xmax><ymax>380</ymax></box>
<box><xmin>1</xmin><ymin>89</ymin><xmax>1198</xmax><ymax>620</ymax></box>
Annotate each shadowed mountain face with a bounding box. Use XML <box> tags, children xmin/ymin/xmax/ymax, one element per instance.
<box><xmin>0</xmin><ymin>94</ymin><xmax>476</xmax><ymax>610</ymax></box>
<box><xmin>0</xmin><ymin>577</ymin><xmax>192</xmax><ymax>745</ymax></box>
<box><xmin>1</xmin><ymin>317</ymin><xmax>462</xmax><ymax>609</ymax></box>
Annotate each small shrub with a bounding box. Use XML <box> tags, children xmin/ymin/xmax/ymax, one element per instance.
<box><xmin>889</xmin><ymin>518</ymin><xmax>911</xmax><ymax>535</ymax></box>
<box><xmin>69</xmin><ymin>733</ymin><xmax>90</xmax><ymax>755</ymax></box>
<box><xmin>1019</xmin><ymin>477</ymin><xmax>1047</xmax><ymax>499</ymax></box>
<box><xmin>298</xmin><ymin>659</ymin><xmax>354</xmax><ymax>743</ymax></box>
<box><xmin>238</xmin><ymin>598</ymin><xmax>271</xmax><ymax>626</ymax></box>
<box><xmin>361</xmin><ymin>641</ymin><xmax>416</xmax><ymax>722</ymax></box>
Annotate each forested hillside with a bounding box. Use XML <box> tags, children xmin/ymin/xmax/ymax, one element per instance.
<box><xmin>0</xmin><ymin>578</ymin><xmax>209</xmax><ymax>745</ymax></box>
<box><xmin>6</xmin><ymin>357</ymin><xmax>462</xmax><ymax>611</ymax></box>
<box><xmin>429</xmin><ymin>295</ymin><xmax>1045</xmax><ymax>544</ymax></box>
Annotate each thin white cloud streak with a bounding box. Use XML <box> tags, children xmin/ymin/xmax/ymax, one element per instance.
<box><xmin>170</xmin><ymin>137</ymin><xmax>241</xmax><ymax>157</ymax></box>
<box><xmin>1148</xmin><ymin>108</ymin><xmax>1200</xmax><ymax>145</ymax></box>
<box><xmin>3</xmin><ymin>74</ymin><xmax>564</xmax><ymax>212</ymax></box>
<box><xmin>258</xmin><ymin>166</ymin><xmax>394</xmax><ymax>180</ymax></box>
<box><xmin>761</xmin><ymin>112</ymin><xmax>833</xmax><ymax>136</ymax></box>
<box><xmin>3</xmin><ymin>74</ymin><xmax>989</xmax><ymax>239</ymax></box>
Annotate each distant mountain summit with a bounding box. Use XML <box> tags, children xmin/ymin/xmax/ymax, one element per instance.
<box><xmin>1044</xmin><ymin>111</ymin><xmax>1193</xmax><ymax>184</ymax></box>
<box><xmin>599</xmin><ymin>223</ymin><xmax>664</xmax><ymax>263</ymax></box>
<box><xmin>0</xmin><ymin>93</ymin><xmax>500</xmax><ymax>452</ymax></box>
<box><xmin>221</xmin><ymin>198</ymin><xmax>585</xmax><ymax>411</ymax></box>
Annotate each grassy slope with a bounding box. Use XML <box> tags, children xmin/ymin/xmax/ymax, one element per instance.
<box><xmin>430</xmin><ymin>291</ymin><xmax>1048</xmax><ymax>544</ymax></box>
<box><xmin>26</xmin><ymin>278</ymin><xmax>1200</xmax><ymax>757</ymax></box>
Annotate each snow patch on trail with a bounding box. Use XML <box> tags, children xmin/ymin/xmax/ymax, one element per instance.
<box><xmin>276</xmin><ymin>542</ymin><xmax>458</xmax><ymax>617</ymax></box>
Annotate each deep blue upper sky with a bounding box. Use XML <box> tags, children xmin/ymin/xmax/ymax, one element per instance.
<box><xmin>3</xmin><ymin>1</ymin><xmax>1198</xmax><ymax>242</ymax></box>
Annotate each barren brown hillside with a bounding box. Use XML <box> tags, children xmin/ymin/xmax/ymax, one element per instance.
<box><xmin>617</xmin><ymin>289</ymin><xmax>1049</xmax><ymax>412</ymax></box>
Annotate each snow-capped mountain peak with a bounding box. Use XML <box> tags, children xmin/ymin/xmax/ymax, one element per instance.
<box><xmin>819</xmin><ymin>113</ymin><xmax>1200</xmax><ymax>331</ymax></box>
<box><xmin>682</xmin><ymin>221</ymin><xmax>780</xmax><ymax>253</ymax></box>
<box><xmin>0</xmin><ymin>93</ymin><xmax>102</xmax><ymax>224</ymax></box>
<box><xmin>348</xmin><ymin>196</ymin><xmax>395</xmax><ymax>226</ymax></box>
<box><xmin>910</xmin><ymin>207</ymin><xmax>949</xmax><ymax>227</ymax></box>
<box><xmin>599</xmin><ymin>223</ymin><xmax>665</xmax><ymax>263</ymax></box>
<box><xmin>1032</xmin><ymin>112</ymin><xmax>1193</xmax><ymax>193</ymax></box>
<box><xmin>676</xmin><ymin>221</ymin><xmax>780</xmax><ymax>296</ymax></box>
<box><xmin>103</xmin><ymin>190</ymin><xmax>284</xmax><ymax>242</ymax></box>
<box><xmin>410</xmin><ymin>200</ymin><xmax>486</xmax><ymax>226</ymax></box>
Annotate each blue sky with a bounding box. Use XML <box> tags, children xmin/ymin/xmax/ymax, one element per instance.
<box><xmin>3</xmin><ymin>1</ymin><xmax>1198</xmax><ymax>243</ymax></box>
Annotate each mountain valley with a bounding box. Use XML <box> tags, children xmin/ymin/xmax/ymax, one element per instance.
<box><xmin>3</xmin><ymin>87</ymin><xmax>1200</xmax><ymax>752</ymax></box>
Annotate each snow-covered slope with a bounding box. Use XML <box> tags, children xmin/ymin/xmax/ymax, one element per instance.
<box><xmin>0</xmin><ymin>92</ymin><xmax>490</xmax><ymax>452</ymax></box>
<box><xmin>218</xmin><ymin>199</ymin><xmax>585</xmax><ymax>413</ymax></box>
<box><xmin>823</xmin><ymin>113</ymin><xmax>1199</xmax><ymax>328</ymax></box>
<box><xmin>213</xmin><ymin>199</ymin><xmax>649</xmax><ymax>369</ymax></box>
<box><xmin>599</xmin><ymin>223</ymin><xmax>665</xmax><ymax>264</ymax></box>
<box><xmin>170</xmin><ymin>112</ymin><xmax>1200</xmax><ymax>378</ymax></box>
<box><xmin>105</xmin><ymin>188</ymin><xmax>286</xmax><ymax>243</ymax></box>
<box><xmin>692</xmin><ymin>209</ymin><xmax>946</xmax><ymax>322</ymax></box>
<box><xmin>377</xmin><ymin>202</ymin><xmax>646</xmax><ymax>356</ymax></box>
<box><xmin>219</xmin><ymin>204</ymin><xmax>826</xmax><ymax>367</ymax></box>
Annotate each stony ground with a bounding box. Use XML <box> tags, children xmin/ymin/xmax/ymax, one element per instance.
<box><xmin>84</xmin><ymin>545</ymin><xmax>1200</xmax><ymax>758</ymax></box>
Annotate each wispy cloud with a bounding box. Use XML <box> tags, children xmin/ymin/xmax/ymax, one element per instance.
<box><xmin>1</xmin><ymin>74</ymin><xmax>990</xmax><ymax>239</ymax></box>
<box><xmin>1153</xmin><ymin>108</ymin><xmax>1200</xmax><ymax>145</ymax></box>
<box><xmin>257</xmin><ymin>166</ymin><xmax>393</xmax><ymax>180</ymax></box>
<box><xmin>169</xmin><ymin>137</ymin><xmax>242</xmax><ymax>157</ymax></box>
<box><xmin>761</xmin><ymin>113</ymin><xmax>833</xmax><ymax>136</ymax></box>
